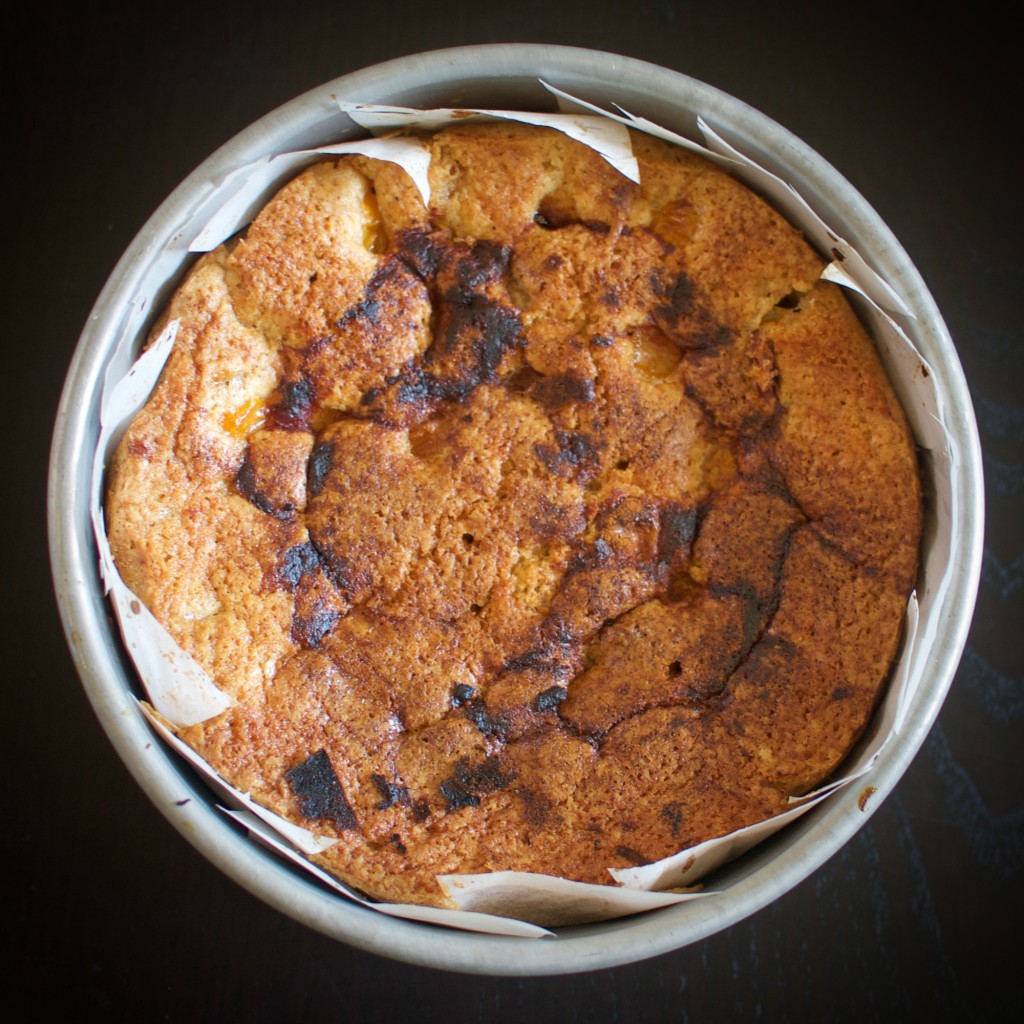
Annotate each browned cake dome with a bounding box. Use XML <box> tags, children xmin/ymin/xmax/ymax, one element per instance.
<box><xmin>106</xmin><ymin>123</ymin><xmax>921</xmax><ymax>909</ymax></box>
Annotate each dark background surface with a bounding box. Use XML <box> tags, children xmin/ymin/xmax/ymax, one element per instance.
<box><xmin>7</xmin><ymin>2</ymin><xmax>1021</xmax><ymax>1019</ymax></box>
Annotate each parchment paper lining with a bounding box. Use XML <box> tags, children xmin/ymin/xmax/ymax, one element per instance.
<box><xmin>90</xmin><ymin>91</ymin><xmax>958</xmax><ymax>933</ymax></box>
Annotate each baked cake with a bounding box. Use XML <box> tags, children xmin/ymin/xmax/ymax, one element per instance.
<box><xmin>106</xmin><ymin>123</ymin><xmax>922</xmax><ymax>909</ymax></box>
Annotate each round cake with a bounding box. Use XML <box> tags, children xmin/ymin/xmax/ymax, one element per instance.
<box><xmin>106</xmin><ymin>122</ymin><xmax>922</xmax><ymax>909</ymax></box>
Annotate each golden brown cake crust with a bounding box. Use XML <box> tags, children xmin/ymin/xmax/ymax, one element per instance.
<box><xmin>106</xmin><ymin>124</ymin><xmax>921</xmax><ymax>907</ymax></box>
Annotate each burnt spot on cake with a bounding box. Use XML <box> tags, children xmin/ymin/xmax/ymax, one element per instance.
<box><xmin>566</xmin><ymin>537</ymin><xmax>613</xmax><ymax>575</ymax></box>
<box><xmin>535</xmin><ymin>430</ymin><xmax>600</xmax><ymax>480</ymax></box>
<box><xmin>534</xmin><ymin>686</ymin><xmax>568</xmax><ymax>713</ymax></box>
<box><xmin>335</xmin><ymin>294</ymin><xmax>381</xmax><ymax>328</ymax></box>
<box><xmin>334</xmin><ymin>256</ymin><xmax>421</xmax><ymax>329</ymax></box>
<box><xmin>531</xmin><ymin>372</ymin><xmax>596</xmax><ymax>412</ymax></box>
<box><xmin>410</xmin><ymin>798</ymin><xmax>431</xmax><ymax>823</ymax></box>
<box><xmin>388</xmin><ymin>833</ymin><xmax>408</xmax><ymax>856</ymax></box>
<box><xmin>361</xmin><ymin>305</ymin><xmax>524</xmax><ymax>422</ymax></box>
<box><xmin>652</xmin><ymin>270</ymin><xmax>735</xmax><ymax>353</ymax></box>
<box><xmin>614</xmin><ymin>845</ymin><xmax>652</xmax><ymax>867</ymax></box>
<box><xmin>370</xmin><ymin>773</ymin><xmax>410</xmax><ymax>810</ymax></box>
<box><xmin>307</xmin><ymin>536</ymin><xmax>360</xmax><ymax>595</ymax></box>
<box><xmin>291</xmin><ymin>602</ymin><xmax>341</xmax><ymax>648</ymax></box>
<box><xmin>591</xmin><ymin>334</ymin><xmax>614</xmax><ymax>347</ymax></box>
<box><xmin>290</xmin><ymin>572</ymin><xmax>347</xmax><ymax>647</ymax></box>
<box><xmin>440</xmin><ymin>756</ymin><xmax>513</xmax><ymax>812</ymax></box>
<box><xmin>440</xmin><ymin>778</ymin><xmax>480</xmax><ymax>811</ymax></box>
<box><xmin>285</xmin><ymin>749</ymin><xmax>358</xmax><ymax>831</ymax></box>
<box><xmin>656</xmin><ymin>271</ymin><xmax>694</xmax><ymax>318</ymax></box>
<box><xmin>451</xmin><ymin>238</ymin><xmax>510</xmax><ymax>291</ymax></box>
<box><xmin>307</xmin><ymin>441</ymin><xmax>335</xmax><ymax>497</ymax></box>
<box><xmin>506</xmin><ymin>365</ymin><xmax>544</xmax><ymax>393</ymax></box>
<box><xmin>429</xmin><ymin>294</ymin><xmax>523</xmax><ymax>389</ymax></box>
<box><xmin>456</xmin><ymin>756</ymin><xmax>512</xmax><ymax>793</ymax></box>
<box><xmin>461</xmin><ymin>696</ymin><xmax>508</xmax><ymax>739</ymax></box>
<box><xmin>831</xmin><ymin>686</ymin><xmax>853</xmax><ymax>702</ymax></box>
<box><xmin>658</xmin><ymin>505</ymin><xmax>700</xmax><ymax>564</ymax></box>
<box><xmin>503</xmin><ymin>647</ymin><xmax>556</xmax><ymax>673</ymax></box>
<box><xmin>235</xmin><ymin>451</ymin><xmax>295</xmax><ymax>520</ymax></box>
<box><xmin>681</xmin><ymin>585</ymin><xmax>771</xmax><ymax>695</ymax></box>
<box><xmin>272</xmin><ymin>542</ymin><xmax>320</xmax><ymax>589</ymax></box>
<box><xmin>395</xmin><ymin>228</ymin><xmax>443</xmax><ymax>281</ymax></box>
<box><xmin>261</xmin><ymin>374</ymin><xmax>318</xmax><ymax>433</ymax></box>
<box><xmin>394</xmin><ymin>364</ymin><xmax>438</xmax><ymax>409</ymax></box>
<box><xmin>350</xmin><ymin>233</ymin><xmax>526</xmax><ymax>424</ymax></box>
<box><xmin>451</xmin><ymin>683</ymin><xmax>476</xmax><ymax>707</ymax></box>
<box><xmin>661</xmin><ymin>801</ymin><xmax>683</xmax><ymax>837</ymax></box>
<box><xmin>418</xmin><ymin>240</ymin><xmax>523</xmax><ymax>386</ymax></box>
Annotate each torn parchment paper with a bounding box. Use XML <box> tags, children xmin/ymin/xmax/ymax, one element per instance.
<box><xmin>90</xmin><ymin>92</ymin><xmax>960</xmax><ymax>931</ymax></box>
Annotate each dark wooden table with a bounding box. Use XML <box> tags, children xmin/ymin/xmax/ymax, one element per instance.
<box><xmin>9</xmin><ymin>2</ymin><xmax>1020</xmax><ymax>1019</ymax></box>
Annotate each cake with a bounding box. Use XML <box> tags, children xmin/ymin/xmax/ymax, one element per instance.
<box><xmin>106</xmin><ymin>122</ymin><xmax>922</xmax><ymax>909</ymax></box>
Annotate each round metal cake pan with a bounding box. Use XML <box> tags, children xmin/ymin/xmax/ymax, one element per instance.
<box><xmin>49</xmin><ymin>44</ymin><xmax>984</xmax><ymax>975</ymax></box>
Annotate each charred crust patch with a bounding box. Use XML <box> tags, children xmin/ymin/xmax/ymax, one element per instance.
<box><xmin>653</xmin><ymin>270</ymin><xmax>734</xmax><ymax>352</ymax></box>
<box><xmin>658</xmin><ymin>505</ymin><xmax>699</xmax><ymax>563</ymax></box>
<box><xmin>291</xmin><ymin>600</ymin><xmax>341</xmax><ymax>648</ymax></box>
<box><xmin>273</xmin><ymin>542</ymin><xmax>320</xmax><ymax>589</ymax></box>
<box><xmin>307</xmin><ymin>537</ymin><xmax>357</xmax><ymax>594</ymax></box>
<box><xmin>270</xmin><ymin>377</ymin><xmax>316</xmax><ymax>430</ymax></box>
<box><xmin>285</xmin><ymin>749</ymin><xmax>358</xmax><ymax>830</ymax></box>
<box><xmin>396</xmin><ymin>229</ymin><xmax>443</xmax><ymax>281</ymax></box>
<box><xmin>614</xmin><ymin>845</ymin><xmax>652</xmax><ymax>866</ymax></box>
<box><xmin>531</xmin><ymin>372</ymin><xmax>596</xmax><ymax>412</ymax></box>
<box><xmin>307</xmin><ymin>441</ymin><xmax>335</xmax><ymax>497</ymax></box>
<box><xmin>451</xmin><ymin>238</ymin><xmax>510</xmax><ymax>292</ymax></box>
<box><xmin>451</xmin><ymin>683</ymin><xmax>476</xmax><ymax>707</ymax></box>
<box><xmin>430</xmin><ymin>293</ymin><xmax>522</xmax><ymax>387</ymax></box>
<box><xmin>440</xmin><ymin>756</ymin><xmax>512</xmax><ymax>812</ymax></box>
<box><xmin>503</xmin><ymin>647</ymin><xmax>558</xmax><ymax>673</ymax></box>
<box><xmin>566</xmin><ymin>537</ymin><xmax>613</xmax><ymax>574</ymax></box>
<box><xmin>461</xmin><ymin>697</ymin><xmax>508</xmax><ymax>739</ymax></box>
<box><xmin>370</xmin><ymin>773</ymin><xmax>410</xmax><ymax>810</ymax></box>
<box><xmin>359</xmin><ymin>237</ymin><xmax>525</xmax><ymax>419</ymax></box>
<box><xmin>236</xmin><ymin>452</ymin><xmax>294</xmax><ymax>520</ymax></box>
<box><xmin>533</xmin><ymin>685</ymin><xmax>568</xmax><ymax>712</ymax></box>
<box><xmin>440</xmin><ymin>778</ymin><xmax>480</xmax><ymax>811</ymax></box>
<box><xmin>535</xmin><ymin>430</ymin><xmax>600</xmax><ymax>479</ymax></box>
<box><xmin>661</xmin><ymin>802</ymin><xmax>683</xmax><ymax>837</ymax></box>
<box><xmin>655</xmin><ymin>271</ymin><xmax>694</xmax><ymax>319</ymax></box>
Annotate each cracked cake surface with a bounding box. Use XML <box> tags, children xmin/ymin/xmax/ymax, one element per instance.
<box><xmin>106</xmin><ymin>123</ymin><xmax>922</xmax><ymax>908</ymax></box>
